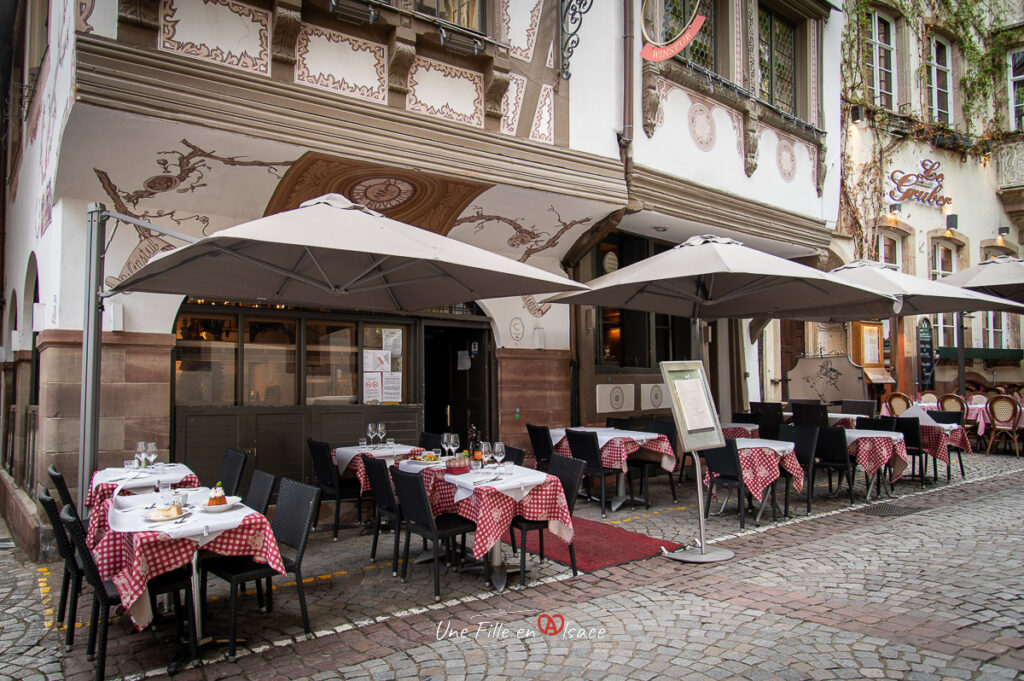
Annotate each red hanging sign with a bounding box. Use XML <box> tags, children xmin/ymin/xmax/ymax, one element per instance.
<box><xmin>641</xmin><ymin>15</ymin><xmax>706</xmax><ymax>62</ymax></box>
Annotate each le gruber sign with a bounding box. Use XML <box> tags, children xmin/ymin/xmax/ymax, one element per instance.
<box><xmin>888</xmin><ymin>159</ymin><xmax>953</xmax><ymax>209</ymax></box>
<box><xmin>641</xmin><ymin>0</ymin><xmax>707</xmax><ymax>61</ymax></box>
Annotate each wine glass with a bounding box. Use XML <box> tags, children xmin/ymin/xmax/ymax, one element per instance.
<box><xmin>367</xmin><ymin>423</ymin><xmax>376</xmax><ymax>446</ymax></box>
<box><xmin>146</xmin><ymin>442</ymin><xmax>159</xmax><ymax>467</ymax></box>
<box><xmin>480</xmin><ymin>442</ymin><xmax>492</xmax><ymax>466</ymax></box>
<box><xmin>450</xmin><ymin>433</ymin><xmax>460</xmax><ymax>455</ymax></box>
<box><xmin>440</xmin><ymin>433</ymin><xmax>450</xmax><ymax>456</ymax></box>
<box><xmin>135</xmin><ymin>442</ymin><xmax>146</xmax><ymax>468</ymax></box>
<box><xmin>493</xmin><ymin>442</ymin><xmax>506</xmax><ymax>470</ymax></box>
<box><xmin>377</xmin><ymin>423</ymin><xmax>387</xmax><ymax>445</ymax></box>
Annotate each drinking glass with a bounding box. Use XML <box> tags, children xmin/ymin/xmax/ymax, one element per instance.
<box><xmin>358</xmin><ymin>437</ymin><xmax>368</xmax><ymax>449</ymax></box>
<box><xmin>146</xmin><ymin>442</ymin><xmax>159</xmax><ymax>467</ymax></box>
<box><xmin>470</xmin><ymin>455</ymin><xmax>482</xmax><ymax>471</ymax></box>
<box><xmin>386</xmin><ymin>437</ymin><xmax>395</xmax><ymax>454</ymax></box>
<box><xmin>480</xmin><ymin>442</ymin><xmax>492</xmax><ymax>466</ymax></box>
<box><xmin>367</xmin><ymin>423</ymin><xmax>376</xmax><ymax>446</ymax></box>
<box><xmin>432</xmin><ymin>448</ymin><xmax>442</xmax><ymax>459</ymax></box>
<box><xmin>158</xmin><ymin>480</ymin><xmax>172</xmax><ymax>504</ymax></box>
<box><xmin>493</xmin><ymin>442</ymin><xmax>506</xmax><ymax>469</ymax></box>
<box><xmin>123</xmin><ymin>460</ymin><xmax>134</xmax><ymax>470</ymax></box>
<box><xmin>377</xmin><ymin>423</ymin><xmax>387</xmax><ymax>444</ymax></box>
<box><xmin>450</xmin><ymin>433</ymin><xmax>460</xmax><ymax>454</ymax></box>
<box><xmin>135</xmin><ymin>442</ymin><xmax>146</xmax><ymax>467</ymax></box>
<box><xmin>441</xmin><ymin>433</ymin><xmax>451</xmax><ymax>456</ymax></box>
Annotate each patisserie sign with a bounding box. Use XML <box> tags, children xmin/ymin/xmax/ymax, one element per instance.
<box><xmin>888</xmin><ymin>159</ymin><xmax>953</xmax><ymax>208</ymax></box>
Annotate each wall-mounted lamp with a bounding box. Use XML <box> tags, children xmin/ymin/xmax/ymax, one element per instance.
<box><xmin>851</xmin><ymin>105</ymin><xmax>865</xmax><ymax>123</ymax></box>
<box><xmin>889</xmin><ymin>203</ymin><xmax>902</xmax><ymax>214</ymax></box>
<box><xmin>997</xmin><ymin>226</ymin><xmax>1010</xmax><ymax>246</ymax></box>
<box><xmin>945</xmin><ymin>213</ymin><xmax>958</xmax><ymax>238</ymax></box>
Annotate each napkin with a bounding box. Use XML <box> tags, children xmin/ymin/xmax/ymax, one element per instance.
<box><xmin>446</xmin><ymin>467</ymin><xmax>548</xmax><ymax>503</ymax></box>
<box><xmin>901</xmin><ymin>405</ymin><xmax>938</xmax><ymax>426</ymax></box>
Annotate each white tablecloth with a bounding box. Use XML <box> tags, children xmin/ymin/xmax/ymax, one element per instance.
<box><xmin>334</xmin><ymin>443</ymin><xmax>421</xmax><ymax>472</ymax></box>
<box><xmin>91</xmin><ymin>463</ymin><xmax>195</xmax><ymax>494</ymax></box>
<box><xmin>547</xmin><ymin>426</ymin><xmax>660</xmax><ymax>449</ymax></box>
<box><xmin>733</xmin><ymin>438</ymin><xmax>796</xmax><ymax>457</ymax></box>
<box><xmin>845</xmin><ymin>429</ymin><xmax>905</xmax><ymax>445</ymax></box>
<box><xmin>444</xmin><ymin>465</ymin><xmax>548</xmax><ymax>503</ymax></box>
<box><xmin>107</xmin><ymin>488</ymin><xmax>254</xmax><ymax>545</ymax></box>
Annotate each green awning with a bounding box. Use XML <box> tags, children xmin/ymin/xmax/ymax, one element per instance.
<box><xmin>936</xmin><ymin>347</ymin><xmax>1024</xmax><ymax>361</ymax></box>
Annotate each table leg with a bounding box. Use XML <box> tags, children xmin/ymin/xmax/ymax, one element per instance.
<box><xmin>486</xmin><ymin>543</ymin><xmax>508</xmax><ymax>593</ymax></box>
<box><xmin>608</xmin><ymin>472</ymin><xmax>628</xmax><ymax>513</ymax></box>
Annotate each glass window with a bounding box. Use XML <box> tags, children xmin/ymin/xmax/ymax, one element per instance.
<box><xmin>1010</xmin><ymin>48</ymin><xmax>1024</xmax><ymax>131</ymax></box>
<box><xmin>174</xmin><ymin>314</ymin><xmax>238</xmax><ymax>406</ymax></box>
<box><xmin>243</xmin><ymin>318</ymin><xmax>297</xmax><ymax>406</ymax></box>
<box><xmin>362</xmin><ymin>324</ymin><xmax>408</xmax><ymax>404</ymax></box>
<box><xmin>415</xmin><ymin>0</ymin><xmax>484</xmax><ymax>33</ymax></box>
<box><xmin>877</xmin><ymin>233</ymin><xmax>901</xmax><ymax>271</ymax></box>
<box><xmin>306</xmin><ymin>321</ymin><xmax>358</xmax><ymax>405</ymax></box>
<box><xmin>984</xmin><ymin>312</ymin><xmax>1005</xmax><ymax>349</ymax></box>
<box><xmin>758</xmin><ymin>7</ymin><xmax>796</xmax><ymax>115</ymax></box>
<box><xmin>926</xmin><ymin>35</ymin><xmax>952</xmax><ymax>124</ymax></box>
<box><xmin>661</xmin><ymin>0</ymin><xmax>716</xmax><ymax>71</ymax></box>
<box><xmin>867</xmin><ymin>11</ymin><xmax>896</xmax><ymax>109</ymax></box>
<box><xmin>930</xmin><ymin>242</ymin><xmax>956</xmax><ymax>345</ymax></box>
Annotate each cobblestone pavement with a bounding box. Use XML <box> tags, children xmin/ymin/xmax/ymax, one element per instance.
<box><xmin>7</xmin><ymin>452</ymin><xmax>1024</xmax><ymax>680</ymax></box>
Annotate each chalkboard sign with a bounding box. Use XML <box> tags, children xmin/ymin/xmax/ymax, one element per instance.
<box><xmin>918</xmin><ymin>318</ymin><xmax>935</xmax><ymax>391</ymax></box>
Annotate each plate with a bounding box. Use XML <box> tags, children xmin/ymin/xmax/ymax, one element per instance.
<box><xmin>199</xmin><ymin>496</ymin><xmax>242</xmax><ymax>513</ymax></box>
<box><xmin>145</xmin><ymin>508</ymin><xmax>188</xmax><ymax>522</ymax></box>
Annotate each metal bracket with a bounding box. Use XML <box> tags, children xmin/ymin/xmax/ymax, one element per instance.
<box><xmin>560</xmin><ymin>0</ymin><xmax>594</xmax><ymax>80</ymax></box>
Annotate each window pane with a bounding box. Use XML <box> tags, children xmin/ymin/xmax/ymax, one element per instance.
<box><xmin>940</xmin><ymin>246</ymin><xmax>952</xmax><ymax>273</ymax></box>
<box><xmin>306</xmin><ymin>321</ymin><xmax>357</xmax><ymax>405</ymax></box>
<box><xmin>758</xmin><ymin>9</ymin><xmax>772</xmax><ymax>101</ymax></box>
<box><xmin>362</xmin><ymin>324</ymin><xmax>408</xmax><ymax>403</ymax></box>
<box><xmin>683</xmin><ymin>0</ymin><xmax>715</xmax><ymax>70</ymax></box>
<box><xmin>415</xmin><ymin>0</ymin><xmax>483</xmax><ymax>32</ymax></box>
<box><xmin>882</xmin><ymin>236</ymin><xmax>897</xmax><ymax>266</ymax></box>
<box><xmin>772</xmin><ymin>16</ymin><xmax>795</xmax><ymax>113</ymax></box>
<box><xmin>600</xmin><ymin>308</ymin><xmax>623</xmax><ymax>363</ymax></box>
<box><xmin>243</xmin><ymin>318</ymin><xmax>296</xmax><ymax>406</ymax></box>
<box><xmin>175</xmin><ymin>314</ymin><xmax>237</xmax><ymax>406</ymax></box>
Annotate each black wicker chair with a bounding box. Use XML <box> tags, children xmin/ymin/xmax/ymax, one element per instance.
<box><xmin>526</xmin><ymin>424</ymin><xmax>556</xmax><ymax>471</ymax></box>
<box><xmin>505</xmin><ymin>445</ymin><xmax>526</xmax><ymax>467</ymax></box>
<box><xmin>855</xmin><ymin>416</ymin><xmax>895</xmax><ymax>432</ymax></box>
<box><xmin>389</xmin><ymin>467</ymin><xmax>476</xmax><ymax>602</ymax></box>
<box><xmin>792</xmin><ymin>402</ymin><xmax>829</xmax><ymax>430</ymax></box>
<box><xmin>776</xmin><ymin>425</ymin><xmax>818</xmax><ymax>516</ymax></box>
<box><xmin>841</xmin><ymin>399</ymin><xmax>877</xmax><ymax>417</ymax></box>
<box><xmin>930</xmin><ymin>410</ymin><xmax>967</xmax><ymax>480</ymax></box>
<box><xmin>38</xmin><ymin>488</ymin><xmax>82</xmax><ymax>651</ymax></box>
<box><xmin>307</xmin><ymin>437</ymin><xmax>363</xmax><ymax>539</ymax></box>
<box><xmin>750</xmin><ymin>402</ymin><xmax>784</xmax><ymax>441</ymax></box>
<box><xmin>815</xmin><ymin>427</ymin><xmax>857</xmax><ymax>504</ymax></box>
<box><xmin>201</xmin><ymin>478</ymin><xmax>320</xmax><ymax>659</ymax></box>
<box><xmin>61</xmin><ymin>505</ymin><xmax>198</xmax><ymax>680</ymax></box>
<box><xmin>701</xmin><ymin>439</ymin><xmax>748</xmax><ymax>529</ymax></box>
<box><xmin>363</xmin><ymin>455</ymin><xmax>403</xmax><ymax>575</ymax></box>
<box><xmin>242</xmin><ymin>469</ymin><xmax>276</xmax><ymax>515</ymax></box>
<box><xmin>48</xmin><ymin>465</ymin><xmax>78</xmax><ymax>514</ymax></box>
<box><xmin>418</xmin><ymin>431</ymin><xmax>444</xmax><ymax>451</ymax></box>
<box><xmin>894</xmin><ymin>416</ymin><xmax>928</xmax><ymax>486</ymax></box>
<box><xmin>509</xmin><ymin>454</ymin><xmax>585</xmax><ymax>586</ymax></box>
<box><xmin>217</xmin><ymin>448</ymin><xmax>248</xmax><ymax>496</ymax></box>
<box><xmin>605</xmin><ymin>417</ymin><xmax>631</xmax><ymax>429</ymax></box>
<box><xmin>566</xmin><ymin>429</ymin><xmax>622</xmax><ymax>518</ymax></box>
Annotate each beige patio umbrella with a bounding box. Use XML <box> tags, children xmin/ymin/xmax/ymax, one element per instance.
<box><xmin>543</xmin><ymin>235</ymin><xmax>898</xmax><ymax>321</ymax></box>
<box><xmin>939</xmin><ymin>255</ymin><xmax>1024</xmax><ymax>303</ymax></box>
<box><xmin>113</xmin><ymin>194</ymin><xmax>588</xmax><ymax>310</ymax></box>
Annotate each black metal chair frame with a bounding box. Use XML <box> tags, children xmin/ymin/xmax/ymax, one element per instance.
<box><xmin>505</xmin><ymin>445</ymin><xmax>526</xmax><ymax>467</ymax></box>
<box><xmin>242</xmin><ymin>469</ymin><xmax>277</xmax><ymax>515</ymax></box>
<box><xmin>894</xmin><ymin>416</ymin><xmax>929</xmax><ymax>487</ymax></box>
<box><xmin>929</xmin><ymin>410</ymin><xmax>967</xmax><ymax>480</ymax></box>
<box><xmin>815</xmin><ymin>427</ymin><xmax>857</xmax><ymax>505</ymax></box>
<box><xmin>363</xmin><ymin>455</ymin><xmax>403</xmax><ymax>576</ymax></box>
<box><xmin>48</xmin><ymin>464</ymin><xmax>78</xmax><ymax>514</ymax></box>
<box><xmin>700</xmin><ymin>439</ymin><xmax>748</xmax><ymax>529</ymax></box>
<box><xmin>308</xmin><ymin>437</ymin><xmax>364</xmax><ymax>539</ymax></box>
<box><xmin>61</xmin><ymin>505</ymin><xmax>198</xmax><ymax>681</ymax></box>
<box><xmin>418</xmin><ymin>431</ymin><xmax>444</xmax><ymax>451</ymax></box>
<box><xmin>776</xmin><ymin>425</ymin><xmax>818</xmax><ymax>516</ymax></box>
<box><xmin>566</xmin><ymin>429</ymin><xmax>622</xmax><ymax>518</ymax></box>
<box><xmin>526</xmin><ymin>423</ymin><xmax>556</xmax><ymax>471</ymax></box>
<box><xmin>509</xmin><ymin>455</ymin><xmax>584</xmax><ymax>586</ymax></box>
<box><xmin>389</xmin><ymin>467</ymin><xmax>476</xmax><ymax>602</ymax></box>
<box><xmin>200</xmin><ymin>478</ymin><xmax>320</xmax><ymax>659</ymax></box>
<box><xmin>38</xmin><ymin>488</ymin><xmax>82</xmax><ymax>651</ymax></box>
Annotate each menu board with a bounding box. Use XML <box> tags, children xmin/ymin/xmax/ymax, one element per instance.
<box><xmin>659</xmin><ymin>361</ymin><xmax>724</xmax><ymax>452</ymax></box>
<box><xmin>918</xmin><ymin>318</ymin><xmax>935</xmax><ymax>391</ymax></box>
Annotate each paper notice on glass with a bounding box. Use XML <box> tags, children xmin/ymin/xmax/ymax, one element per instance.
<box><xmin>862</xmin><ymin>327</ymin><xmax>880</xmax><ymax>365</ymax></box>
<box><xmin>382</xmin><ymin>372</ymin><xmax>402</xmax><ymax>402</ymax></box>
<box><xmin>363</xmin><ymin>350</ymin><xmax>391</xmax><ymax>372</ymax></box>
<box><xmin>673</xmin><ymin>377</ymin><xmax>715</xmax><ymax>432</ymax></box>
<box><xmin>382</xmin><ymin>329</ymin><xmax>403</xmax><ymax>358</ymax></box>
<box><xmin>457</xmin><ymin>350</ymin><xmax>471</xmax><ymax>371</ymax></box>
<box><xmin>363</xmin><ymin>372</ymin><xmax>382</xmax><ymax>403</ymax></box>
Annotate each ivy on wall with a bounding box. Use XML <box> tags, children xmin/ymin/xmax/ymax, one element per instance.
<box><xmin>838</xmin><ymin>0</ymin><xmax>1018</xmax><ymax>259</ymax></box>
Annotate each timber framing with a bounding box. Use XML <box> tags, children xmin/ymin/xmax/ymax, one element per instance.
<box><xmin>73</xmin><ymin>34</ymin><xmax>628</xmax><ymax>206</ymax></box>
<box><xmin>628</xmin><ymin>165</ymin><xmax>832</xmax><ymax>250</ymax></box>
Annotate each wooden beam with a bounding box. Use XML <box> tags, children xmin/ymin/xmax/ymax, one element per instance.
<box><xmin>561</xmin><ymin>208</ymin><xmax>626</xmax><ymax>270</ymax></box>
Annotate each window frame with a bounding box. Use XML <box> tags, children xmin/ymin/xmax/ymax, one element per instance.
<box><xmin>876</xmin><ymin>230</ymin><xmax>902</xmax><ymax>271</ymax></box>
<box><xmin>926</xmin><ymin>34</ymin><xmax>953</xmax><ymax>125</ymax></box>
<box><xmin>1009</xmin><ymin>47</ymin><xmax>1024</xmax><ymax>132</ymax></box>
<box><xmin>758</xmin><ymin>6</ymin><xmax>798</xmax><ymax>116</ymax></box>
<box><xmin>930</xmin><ymin>240</ymin><xmax>957</xmax><ymax>346</ymax></box>
<box><xmin>866</xmin><ymin>9</ymin><xmax>897</xmax><ymax>110</ymax></box>
<box><xmin>983</xmin><ymin>311</ymin><xmax>1006</xmax><ymax>349</ymax></box>
<box><xmin>413</xmin><ymin>0</ymin><xmax>487</xmax><ymax>35</ymax></box>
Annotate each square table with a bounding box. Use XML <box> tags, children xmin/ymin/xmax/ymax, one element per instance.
<box><xmin>90</xmin><ymin>487</ymin><xmax>284</xmax><ymax>631</ymax></box>
<box><xmin>396</xmin><ymin>460</ymin><xmax>572</xmax><ymax>592</ymax></box>
<box><xmin>782</xmin><ymin>412</ymin><xmax>861</xmax><ymax>429</ymax></box>
<box><xmin>844</xmin><ymin>429</ymin><xmax>908</xmax><ymax>499</ymax></box>
<box><xmin>703</xmin><ymin>438</ymin><xmax>804</xmax><ymax>523</ymax></box>
<box><xmin>549</xmin><ymin>426</ymin><xmax>676</xmax><ymax>513</ymax></box>
<box><xmin>720</xmin><ymin>423</ymin><xmax>759</xmax><ymax>438</ymax></box>
<box><xmin>333</xmin><ymin>443</ymin><xmax>424</xmax><ymax>492</ymax></box>
<box><xmin>85</xmin><ymin>463</ymin><xmax>200</xmax><ymax>508</ymax></box>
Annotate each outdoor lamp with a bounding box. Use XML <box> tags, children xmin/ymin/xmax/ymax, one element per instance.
<box><xmin>945</xmin><ymin>214</ymin><xmax>958</xmax><ymax>238</ymax></box>
<box><xmin>851</xmin><ymin>105</ymin><xmax>865</xmax><ymax>123</ymax></box>
<box><xmin>888</xmin><ymin>204</ymin><xmax>901</xmax><ymax>223</ymax></box>
<box><xmin>997</xmin><ymin>226</ymin><xmax>1010</xmax><ymax>246</ymax></box>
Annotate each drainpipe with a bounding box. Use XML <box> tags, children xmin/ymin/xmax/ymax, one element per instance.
<box><xmin>620</xmin><ymin>0</ymin><xmax>634</xmax><ymax>163</ymax></box>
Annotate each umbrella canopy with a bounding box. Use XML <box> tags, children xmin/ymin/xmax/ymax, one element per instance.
<box><xmin>543</xmin><ymin>235</ymin><xmax>898</xmax><ymax>321</ymax></box>
<box><xmin>113</xmin><ymin>194</ymin><xmax>587</xmax><ymax>311</ymax></box>
<box><xmin>829</xmin><ymin>260</ymin><xmax>1024</xmax><ymax>316</ymax></box>
<box><xmin>938</xmin><ymin>255</ymin><xmax>1024</xmax><ymax>303</ymax></box>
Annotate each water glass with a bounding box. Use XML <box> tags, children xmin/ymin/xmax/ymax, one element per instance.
<box><xmin>123</xmin><ymin>460</ymin><xmax>134</xmax><ymax>470</ymax></box>
<box><xmin>358</xmin><ymin>437</ymin><xmax>368</xmax><ymax>448</ymax></box>
<box><xmin>432</xmin><ymin>448</ymin><xmax>442</xmax><ymax>459</ymax></box>
<box><xmin>470</xmin><ymin>456</ymin><xmax>482</xmax><ymax>471</ymax></box>
<box><xmin>503</xmin><ymin>462</ymin><xmax>514</xmax><ymax>476</ymax></box>
<box><xmin>158</xmin><ymin>480</ymin><xmax>172</xmax><ymax>504</ymax></box>
<box><xmin>386</xmin><ymin>437</ymin><xmax>395</xmax><ymax>454</ymax></box>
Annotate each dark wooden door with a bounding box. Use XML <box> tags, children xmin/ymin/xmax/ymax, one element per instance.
<box><xmin>424</xmin><ymin>326</ymin><xmax>490</xmax><ymax>443</ymax></box>
<box><xmin>780</xmin><ymin>320</ymin><xmax>806</xmax><ymax>400</ymax></box>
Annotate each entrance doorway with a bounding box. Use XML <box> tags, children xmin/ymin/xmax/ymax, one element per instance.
<box><xmin>423</xmin><ymin>325</ymin><xmax>492</xmax><ymax>443</ymax></box>
<box><xmin>780</xmin><ymin>320</ymin><xmax>806</xmax><ymax>401</ymax></box>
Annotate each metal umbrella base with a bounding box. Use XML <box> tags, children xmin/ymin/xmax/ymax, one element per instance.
<box><xmin>661</xmin><ymin>545</ymin><xmax>735</xmax><ymax>563</ymax></box>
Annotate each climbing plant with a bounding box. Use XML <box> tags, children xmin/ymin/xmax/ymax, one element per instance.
<box><xmin>838</xmin><ymin>0</ymin><xmax>1018</xmax><ymax>258</ymax></box>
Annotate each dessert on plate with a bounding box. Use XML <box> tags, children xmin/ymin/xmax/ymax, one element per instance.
<box><xmin>208</xmin><ymin>483</ymin><xmax>227</xmax><ymax>506</ymax></box>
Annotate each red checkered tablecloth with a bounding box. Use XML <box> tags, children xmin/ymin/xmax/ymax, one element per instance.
<box><xmin>722</xmin><ymin>426</ymin><xmax>759</xmax><ymax>438</ymax></box>
<box><xmin>703</xmin><ymin>447</ymin><xmax>804</xmax><ymax>502</ymax></box>
<box><xmin>85</xmin><ymin>472</ymin><xmax>200</xmax><ymax>508</ymax></box>
<box><xmin>91</xmin><ymin>513</ymin><xmax>284</xmax><ymax>630</ymax></box>
<box><xmin>553</xmin><ymin>434</ymin><xmax>676</xmax><ymax>473</ymax></box>
<box><xmin>417</xmin><ymin>467</ymin><xmax>573</xmax><ymax>560</ymax></box>
<box><xmin>920</xmin><ymin>425</ymin><xmax>973</xmax><ymax>465</ymax></box>
<box><xmin>848</xmin><ymin>436</ymin><xmax>908</xmax><ymax>481</ymax></box>
<box><xmin>347</xmin><ymin>449</ymin><xmax>423</xmax><ymax>492</ymax></box>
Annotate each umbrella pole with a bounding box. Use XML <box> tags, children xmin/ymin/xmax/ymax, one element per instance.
<box><xmin>77</xmin><ymin>204</ymin><xmax>107</xmax><ymax>514</ymax></box>
<box><xmin>956</xmin><ymin>312</ymin><xmax>967</xmax><ymax>395</ymax></box>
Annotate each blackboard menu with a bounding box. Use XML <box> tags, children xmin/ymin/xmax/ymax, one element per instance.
<box><xmin>918</xmin><ymin>319</ymin><xmax>935</xmax><ymax>390</ymax></box>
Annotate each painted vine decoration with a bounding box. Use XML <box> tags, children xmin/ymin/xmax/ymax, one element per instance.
<box><xmin>838</xmin><ymin>0</ymin><xmax>1017</xmax><ymax>259</ymax></box>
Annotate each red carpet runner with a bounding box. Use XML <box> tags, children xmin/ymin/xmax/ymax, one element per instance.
<box><xmin>503</xmin><ymin>517</ymin><xmax>681</xmax><ymax>572</ymax></box>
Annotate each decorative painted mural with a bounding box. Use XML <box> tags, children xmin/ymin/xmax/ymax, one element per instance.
<box><xmin>529</xmin><ymin>84</ymin><xmax>554</xmax><ymax>144</ymax></box>
<box><xmin>451</xmin><ymin>205</ymin><xmax>590</xmax><ymax>317</ymax></box>
<box><xmin>94</xmin><ymin>139</ymin><xmax>294</xmax><ymax>288</ymax></box>
<box><xmin>160</xmin><ymin>0</ymin><xmax>271</xmax><ymax>75</ymax></box>
<box><xmin>406</xmin><ymin>56</ymin><xmax>484</xmax><ymax>128</ymax></box>
<box><xmin>501</xmin><ymin>73</ymin><xmax>527</xmax><ymax>135</ymax></box>
<box><xmin>294</xmin><ymin>25</ymin><xmax>387</xmax><ymax>104</ymax></box>
<box><xmin>503</xmin><ymin>0</ymin><xmax>544</xmax><ymax>63</ymax></box>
